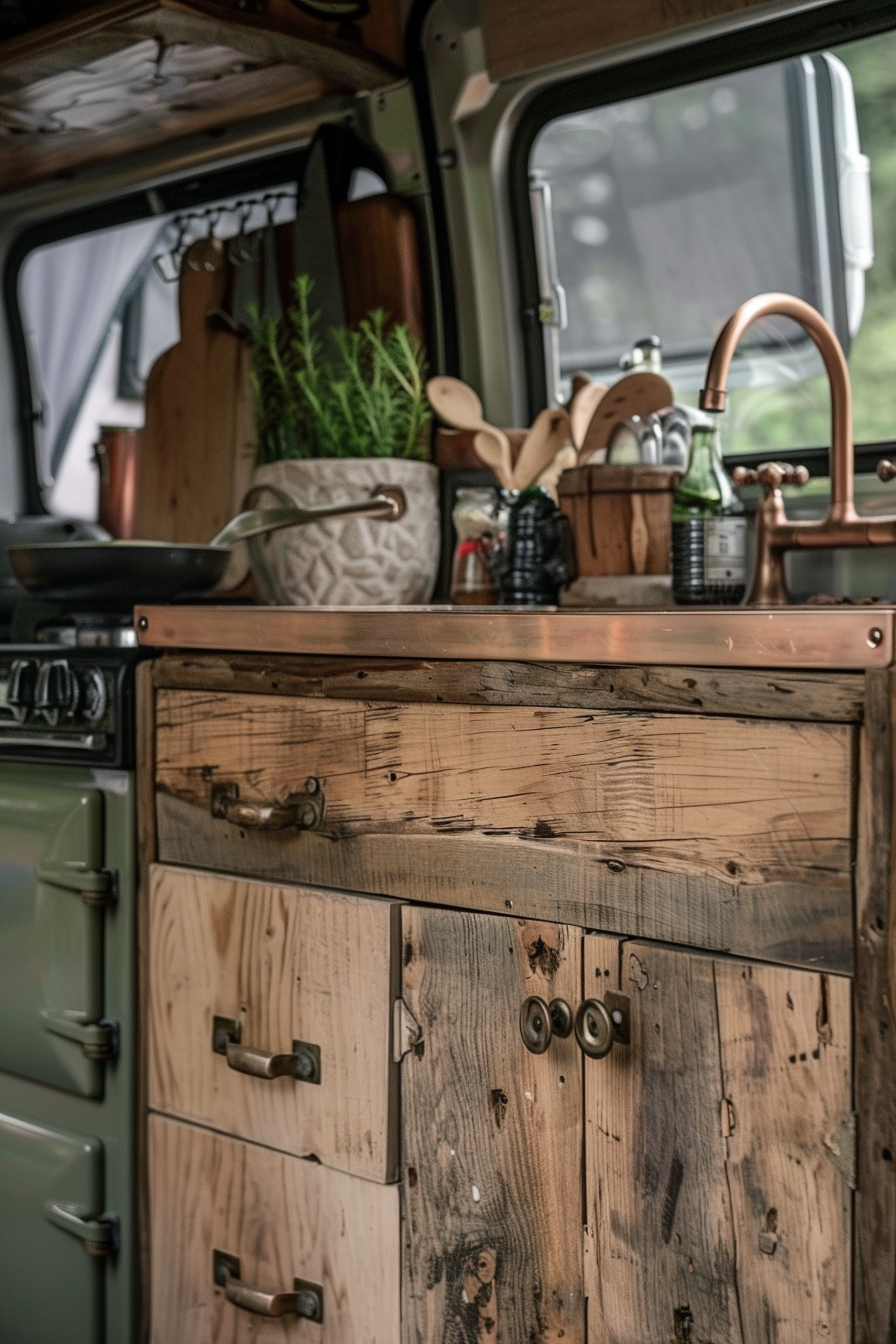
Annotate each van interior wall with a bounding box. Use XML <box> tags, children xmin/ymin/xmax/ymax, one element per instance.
<box><xmin>481</xmin><ymin>0</ymin><xmax>808</xmax><ymax>81</ymax></box>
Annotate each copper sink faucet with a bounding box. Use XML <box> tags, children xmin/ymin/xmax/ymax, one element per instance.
<box><xmin>699</xmin><ymin>291</ymin><xmax>896</xmax><ymax>604</ymax></box>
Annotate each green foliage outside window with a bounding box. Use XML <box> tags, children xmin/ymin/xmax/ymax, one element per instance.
<box><xmin>720</xmin><ymin>30</ymin><xmax>896</xmax><ymax>456</ymax></box>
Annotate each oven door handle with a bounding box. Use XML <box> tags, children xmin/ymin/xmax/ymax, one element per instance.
<box><xmin>36</xmin><ymin>860</ymin><xmax>117</xmax><ymax>907</ymax></box>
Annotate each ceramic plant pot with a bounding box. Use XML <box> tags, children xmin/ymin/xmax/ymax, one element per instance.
<box><xmin>246</xmin><ymin>457</ymin><xmax>440</xmax><ymax>606</ymax></box>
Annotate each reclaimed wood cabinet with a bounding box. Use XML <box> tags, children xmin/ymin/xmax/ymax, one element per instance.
<box><xmin>138</xmin><ymin>653</ymin><xmax>896</xmax><ymax>1343</ymax></box>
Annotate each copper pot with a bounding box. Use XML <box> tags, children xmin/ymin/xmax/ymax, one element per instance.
<box><xmin>94</xmin><ymin>426</ymin><xmax>140</xmax><ymax>539</ymax></box>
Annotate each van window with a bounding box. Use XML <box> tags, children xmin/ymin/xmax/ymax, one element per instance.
<box><xmin>529</xmin><ymin>28</ymin><xmax>896</xmax><ymax>456</ymax></box>
<box><xmin>19</xmin><ymin>188</ymin><xmax>297</xmax><ymax>520</ymax></box>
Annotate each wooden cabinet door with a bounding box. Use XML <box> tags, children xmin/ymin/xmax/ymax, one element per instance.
<box><xmin>584</xmin><ymin>938</ymin><xmax>852</xmax><ymax>1342</ymax></box>
<box><xmin>400</xmin><ymin>906</ymin><xmax>589</xmax><ymax>1343</ymax></box>
<box><xmin>149</xmin><ymin>1114</ymin><xmax>400</xmax><ymax>1343</ymax></box>
<box><xmin>148</xmin><ymin>864</ymin><xmax>400</xmax><ymax>1181</ymax></box>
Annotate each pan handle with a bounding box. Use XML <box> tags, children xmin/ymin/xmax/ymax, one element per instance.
<box><xmin>211</xmin><ymin>486</ymin><xmax>406</xmax><ymax>548</ymax></box>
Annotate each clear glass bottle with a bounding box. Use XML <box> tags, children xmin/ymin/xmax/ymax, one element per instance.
<box><xmin>671</xmin><ymin>419</ymin><xmax>747</xmax><ymax>605</ymax></box>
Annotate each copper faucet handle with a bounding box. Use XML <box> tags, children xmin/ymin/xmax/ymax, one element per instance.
<box><xmin>876</xmin><ymin>460</ymin><xmax>896</xmax><ymax>483</ymax></box>
<box><xmin>732</xmin><ymin>461</ymin><xmax>810</xmax><ymax>495</ymax></box>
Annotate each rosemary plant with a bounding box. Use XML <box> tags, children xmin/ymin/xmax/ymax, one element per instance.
<box><xmin>247</xmin><ymin>274</ymin><xmax>431</xmax><ymax>464</ymax></box>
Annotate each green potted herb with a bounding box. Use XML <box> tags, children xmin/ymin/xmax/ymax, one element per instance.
<box><xmin>246</xmin><ymin>275</ymin><xmax>438</xmax><ymax>605</ymax></box>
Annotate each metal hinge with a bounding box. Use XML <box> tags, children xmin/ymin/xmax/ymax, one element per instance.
<box><xmin>41</xmin><ymin>1010</ymin><xmax>119</xmax><ymax>1061</ymax></box>
<box><xmin>825</xmin><ymin>1112</ymin><xmax>857</xmax><ymax>1190</ymax></box>
<box><xmin>45</xmin><ymin>1204</ymin><xmax>120</xmax><ymax>1257</ymax></box>
<box><xmin>393</xmin><ymin>998</ymin><xmax>423</xmax><ymax>1063</ymax></box>
<box><xmin>37</xmin><ymin>861</ymin><xmax>118</xmax><ymax>908</ymax></box>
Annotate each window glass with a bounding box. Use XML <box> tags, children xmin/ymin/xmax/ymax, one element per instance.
<box><xmin>530</xmin><ymin>29</ymin><xmax>896</xmax><ymax>455</ymax></box>
<box><xmin>20</xmin><ymin>188</ymin><xmax>296</xmax><ymax>520</ymax></box>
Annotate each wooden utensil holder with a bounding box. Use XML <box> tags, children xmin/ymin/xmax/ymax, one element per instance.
<box><xmin>558</xmin><ymin>465</ymin><xmax>680</xmax><ymax>576</ymax></box>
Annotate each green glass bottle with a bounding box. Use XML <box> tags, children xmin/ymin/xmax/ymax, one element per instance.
<box><xmin>671</xmin><ymin>419</ymin><xmax>746</xmax><ymax>604</ymax></box>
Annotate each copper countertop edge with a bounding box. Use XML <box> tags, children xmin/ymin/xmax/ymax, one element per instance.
<box><xmin>133</xmin><ymin>605</ymin><xmax>896</xmax><ymax>671</ymax></box>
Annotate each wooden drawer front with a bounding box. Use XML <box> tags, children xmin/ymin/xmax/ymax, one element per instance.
<box><xmin>149</xmin><ymin>1115</ymin><xmax>400</xmax><ymax>1343</ymax></box>
<box><xmin>156</xmin><ymin>691</ymin><xmax>855</xmax><ymax>969</ymax></box>
<box><xmin>148</xmin><ymin>864</ymin><xmax>399</xmax><ymax>1181</ymax></box>
<box><xmin>586</xmin><ymin>940</ymin><xmax>852</xmax><ymax>1341</ymax></box>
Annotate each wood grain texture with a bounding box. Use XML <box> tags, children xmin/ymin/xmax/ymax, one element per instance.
<box><xmin>335</xmin><ymin>194</ymin><xmax>425</xmax><ymax>340</ymax></box>
<box><xmin>585</xmin><ymin>940</ymin><xmax>852</xmax><ymax>1342</ymax></box>
<box><xmin>155</xmin><ymin>689</ymin><xmax>854</xmax><ymax>886</ymax></box>
<box><xmin>401</xmin><ymin>907</ymin><xmax>584</xmax><ymax>1342</ymax></box>
<box><xmin>482</xmin><ymin>0</ymin><xmax>789</xmax><ymax>81</ymax></box>
<box><xmin>559</xmin><ymin>469</ymin><xmax>676</xmax><ymax>578</ymax></box>
<box><xmin>155</xmin><ymin>793</ymin><xmax>853</xmax><ymax>971</ymax></box>
<box><xmin>151</xmin><ymin>653</ymin><xmax>866</xmax><ymax>722</ymax></box>
<box><xmin>148</xmin><ymin>1113</ymin><xmax>400</xmax><ymax>1343</ymax></box>
<box><xmin>854</xmin><ymin>670</ymin><xmax>896</xmax><ymax>1341</ymax></box>
<box><xmin>148</xmin><ymin>864</ymin><xmax>399</xmax><ymax>1181</ymax></box>
<box><xmin>134</xmin><ymin>239</ymin><xmax>256</xmax><ymax>571</ymax></box>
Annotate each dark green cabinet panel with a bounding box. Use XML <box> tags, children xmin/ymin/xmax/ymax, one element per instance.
<box><xmin>0</xmin><ymin>1108</ymin><xmax>105</xmax><ymax>1344</ymax></box>
<box><xmin>0</xmin><ymin>782</ymin><xmax>106</xmax><ymax>1096</ymax></box>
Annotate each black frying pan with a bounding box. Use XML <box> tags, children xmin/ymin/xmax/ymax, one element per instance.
<box><xmin>8</xmin><ymin>489</ymin><xmax>405</xmax><ymax>606</ymax></box>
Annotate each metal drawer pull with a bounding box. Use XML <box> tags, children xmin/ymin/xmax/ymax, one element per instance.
<box><xmin>574</xmin><ymin>991</ymin><xmax>631</xmax><ymax>1059</ymax></box>
<box><xmin>519</xmin><ymin>996</ymin><xmax>574</xmax><ymax>1054</ymax></box>
<box><xmin>210</xmin><ymin>779</ymin><xmax>324</xmax><ymax>831</ymax></box>
<box><xmin>46</xmin><ymin>1203</ymin><xmax>119</xmax><ymax>1257</ymax></box>
<box><xmin>36</xmin><ymin>860</ymin><xmax>117</xmax><ymax>907</ymax></box>
<box><xmin>214</xmin><ymin>1250</ymin><xmax>323</xmax><ymax>1322</ymax></box>
<box><xmin>212</xmin><ymin>1016</ymin><xmax>321</xmax><ymax>1083</ymax></box>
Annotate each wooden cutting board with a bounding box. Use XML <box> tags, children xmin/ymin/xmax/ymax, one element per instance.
<box><xmin>133</xmin><ymin>238</ymin><xmax>256</xmax><ymax>583</ymax></box>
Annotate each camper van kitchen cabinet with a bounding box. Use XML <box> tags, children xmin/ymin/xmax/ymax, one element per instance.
<box><xmin>137</xmin><ymin>640</ymin><xmax>894</xmax><ymax>1343</ymax></box>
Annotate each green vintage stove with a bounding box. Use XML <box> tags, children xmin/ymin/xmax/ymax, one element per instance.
<box><xmin>0</xmin><ymin>620</ymin><xmax>145</xmax><ymax>1344</ymax></box>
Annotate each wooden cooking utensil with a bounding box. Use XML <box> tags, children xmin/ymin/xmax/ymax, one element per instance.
<box><xmin>473</xmin><ymin>428</ymin><xmax>514</xmax><ymax>490</ymax></box>
<box><xmin>136</xmin><ymin>237</ymin><xmax>256</xmax><ymax>589</ymax></box>
<box><xmin>534</xmin><ymin>443</ymin><xmax>577</xmax><ymax>503</ymax></box>
<box><xmin>427</xmin><ymin>376</ymin><xmax>511</xmax><ymax>454</ymax></box>
<box><xmin>577</xmin><ymin>371</ymin><xmax>674</xmax><ymax>464</ymax></box>
<box><xmin>569</xmin><ymin>381</ymin><xmax>608</xmax><ymax>452</ymax></box>
<box><xmin>513</xmin><ymin>407</ymin><xmax>572</xmax><ymax>490</ymax></box>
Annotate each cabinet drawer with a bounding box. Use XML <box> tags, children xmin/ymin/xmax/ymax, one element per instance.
<box><xmin>155</xmin><ymin>691</ymin><xmax>855</xmax><ymax>968</ymax></box>
<box><xmin>148</xmin><ymin>864</ymin><xmax>399</xmax><ymax>1181</ymax></box>
<box><xmin>149</xmin><ymin>1114</ymin><xmax>400</xmax><ymax>1343</ymax></box>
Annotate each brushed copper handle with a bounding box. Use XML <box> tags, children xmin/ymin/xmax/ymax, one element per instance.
<box><xmin>210</xmin><ymin>779</ymin><xmax>323</xmax><ymax>831</ymax></box>
<box><xmin>732</xmin><ymin>461</ymin><xmax>810</xmax><ymax>495</ymax></box>
<box><xmin>214</xmin><ymin>1251</ymin><xmax>323</xmax><ymax>1321</ymax></box>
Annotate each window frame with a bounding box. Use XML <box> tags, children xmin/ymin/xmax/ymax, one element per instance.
<box><xmin>5</xmin><ymin>146</ymin><xmax>308</xmax><ymax>514</ymax></box>
<box><xmin>508</xmin><ymin>0</ymin><xmax>896</xmax><ymax>473</ymax></box>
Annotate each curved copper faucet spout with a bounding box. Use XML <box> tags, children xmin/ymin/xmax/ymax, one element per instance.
<box><xmin>699</xmin><ymin>292</ymin><xmax>856</xmax><ymax>521</ymax></box>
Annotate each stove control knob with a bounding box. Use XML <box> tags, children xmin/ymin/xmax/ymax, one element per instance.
<box><xmin>79</xmin><ymin>668</ymin><xmax>107</xmax><ymax>724</ymax></box>
<box><xmin>35</xmin><ymin>659</ymin><xmax>78</xmax><ymax>726</ymax></box>
<box><xmin>7</xmin><ymin>658</ymin><xmax>38</xmax><ymax>722</ymax></box>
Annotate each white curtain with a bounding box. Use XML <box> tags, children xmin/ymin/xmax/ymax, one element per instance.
<box><xmin>19</xmin><ymin>217</ymin><xmax>164</xmax><ymax>483</ymax></box>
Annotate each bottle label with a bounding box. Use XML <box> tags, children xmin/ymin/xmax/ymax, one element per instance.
<box><xmin>704</xmin><ymin>518</ymin><xmax>747</xmax><ymax>583</ymax></box>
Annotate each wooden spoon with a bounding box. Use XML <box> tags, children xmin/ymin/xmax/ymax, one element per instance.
<box><xmin>577</xmin><ymin>371</ymin><xmax>674</xmax><ymax>464</ymax></box>
<box><xmin>513</xmin><ymin>407</ymin><xmax>572</xmax><ymax>490</ymax></box>
<box><xmin>569</xmin><ymin>382</ymin><xmax>608</xmax><ymax>452</ymax></box>
<box><xmin>473</xmin><ymin>428</ymin><xmax>514</xmax><ymax>491</ymax></box>
<box><xmin>427</xmin><ymin>376</ymin><xmax>512</xmax><ymax>458</ymax></box>
<box><xmin>534</xmin><ymin>444</ymin><xmax>577</xmax><ymax>503</ymax></box>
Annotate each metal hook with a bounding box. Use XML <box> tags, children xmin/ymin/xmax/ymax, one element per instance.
<box><xmin>153</xmin><ymin>216</ymin><xmax>188</xmax><ymax>282</ymax></box>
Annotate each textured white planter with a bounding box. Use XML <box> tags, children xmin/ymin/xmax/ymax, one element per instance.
<box><xmin>247</xmin><ymin>458</ymin><xmax>440</xmax><ymax>606</ymax></box>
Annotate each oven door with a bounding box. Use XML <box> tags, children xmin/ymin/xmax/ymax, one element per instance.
<box><xmin>0</xmin><ymin>1109</ymin><xmax>106</xmax><ymax>1344</ymax></box>
<box><xmin>0</xmin><ymin>767</ymin><xmax>111</xmax><ymax>1098</ymax></box>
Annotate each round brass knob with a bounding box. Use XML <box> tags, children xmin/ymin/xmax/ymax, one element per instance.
<box><xmin>575</xmin><ymin>998</ymin><xmax>615</xmax><ymax>1059</ymax></box>
<box><xmin>548</xmin><ymin>998</ymin><xmax>573</xmax><ymax>1039</ymax></box>
<box><xmin>519</xmin><ymin>996</ymin><xmax>552</xmax><ymax>1054</ymax></box>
